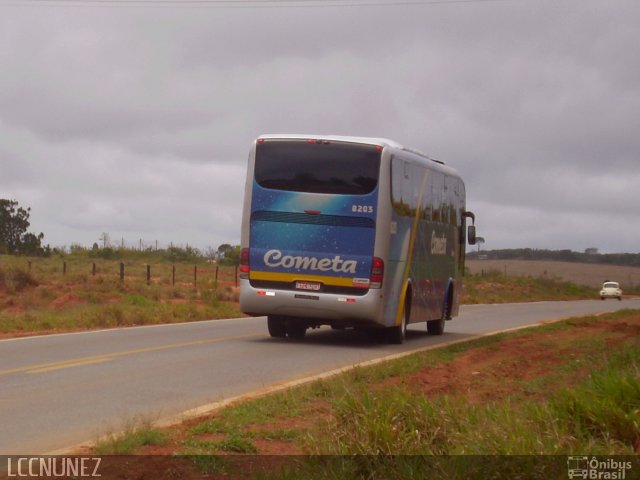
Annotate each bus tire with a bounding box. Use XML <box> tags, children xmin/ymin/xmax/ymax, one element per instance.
<box><xmin>426</xmin><ymin>318</ymin><xmax>444</xmax><ymax>335</ymax></box>
<box><xmin>427</xmin><ymin>297</ymin><xmax>448</xmax><ymax>335</ymax></box>
<box><xmin>267</xmin><ymin>316</ymin><xmax>287</xmax><ymax>338</ymax></box>
<box><xmin>287</xmin><ymin>324</ymin><xmax>307</xmax><ymax>339</ymax></box>
<box><xmin>386</xmin><ymin>297</ymin><xmax>409</xmax><ymax>344</ymax></box>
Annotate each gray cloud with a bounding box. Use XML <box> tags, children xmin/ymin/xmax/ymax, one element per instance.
<box><xmin>0</xmin><ymin>0</ymin><xmax>638</xmax><ymax>253</ymax></box>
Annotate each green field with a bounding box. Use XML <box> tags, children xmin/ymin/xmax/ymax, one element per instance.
<box><xmin>467</xmin><ymin>258</ymin><xmax>640</xmax><ymax>291</ymax></box>
<box><xmin>0</xmin><ymin>252</ymin><xmax>241</xmax><ymax>335</ymax></box>
<box><xmin>1</xmin><ymin>253</ymin><xmax>636</xmax><ymax>336</ymax></box>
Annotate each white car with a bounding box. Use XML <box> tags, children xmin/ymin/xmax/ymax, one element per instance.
<box><xmin>600</xmin><ymin>281</ymin><xmax>622</xmax><ymax>301</ymax></box>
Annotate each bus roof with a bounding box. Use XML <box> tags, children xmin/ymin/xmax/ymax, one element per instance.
<box><xmin>257</xmin><ymin>134</ymin><xmax>444</xmax><ymax>165</ymax></box>
<box><xmin>257</xmin><ymin>134</ymin><xmax>400</xmax><ymax>148</ymax></box>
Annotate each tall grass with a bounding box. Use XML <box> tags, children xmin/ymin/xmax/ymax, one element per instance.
<box><xmin>94</xmin><ymin>419</ymin><xmax>168</xmax><ymax>455</ymax></box>
<box><xmin>551</xmin><ymin>347</ymin><xmax>640</xmax><ymax>449</ymax></box>
<box><xmin>463</xmin><ymin>269</ymin><xmax>595</xmax><ymax>304</ymax></box>
<box><xmin>0</xmin><ymin>254</ymin><xmax>241</xmax><ymax>334</ymax></box>
<box><xmin>0</xmin><ymin>267</ymin><xmax>39</xmax><ymax>293</ymax></box>
<box><xmin>268</xmin><ymin>341</ymin><xmax>638</xmax><ymax>479</ymax></box>
<box><xmin>0</xmin><ymin>299</ymin><xmax>240</xmax><ymax>333</ymax></box>
<box><xmin>309</xmin><ymin>342</ymin><xmax>639</xmax><ymax>457</ymax></box>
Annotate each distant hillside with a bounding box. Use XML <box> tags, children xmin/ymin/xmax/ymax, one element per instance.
<box><xmin>467</xmin><ymin>248</ymin><xmax>640</xmax><ymax>268</ymax></box>
<box><xmin>466</xmin><ymin>259</ymin><xmax>640</xmax><ymax>290</ymax></box>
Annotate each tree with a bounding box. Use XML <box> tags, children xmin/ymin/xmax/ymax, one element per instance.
<box><xmin>0</xmin><ymin>199</ymin><xmax>47</xmax><ymax>255</ymax></box>
<box><xmin>217</xmin><ymin>243</ymin><xmax>241</xmax><ymax>266</ymax></box>
<box><xmin>217</xmin><ymin>243</ymin><xmax>233</xmax><ymax>259</ymax></box>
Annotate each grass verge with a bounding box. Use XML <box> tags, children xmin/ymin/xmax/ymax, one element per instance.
<box><xmin>0</xmin><ymin>255</ymin><xmax>242</xmax><ymax>335</ymax></box>
<box><xmin>87</xmin><ymin>310</ymin><xmax>640</xmax><ymax>479</ymax></box>
<box><xmin>94</xmin><ymin>419</ymin><xmax>168</xmax><ymax>455</ymax></box>
<box><xmin>462</xmin><ymin>268</ymin><xmax>595</xmax><ymax>303</ymax></box>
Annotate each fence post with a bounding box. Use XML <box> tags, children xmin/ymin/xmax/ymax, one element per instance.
<box><xmin>92</xmin><ymin>263</ymin><xmax>96</xmax><ymax>276</ymax></box>
<box><xmin>194</xmin><ymin>265</ymin><xmax>197</xmax><ymax>288</ymax></box>
<box><xmin>28</xmin><ymin>261</ymin><xmax>32</xmax><ymax>272</ymax></box>
<box><xmin>172</xmin><ymin>265</ymin><xmax>175</xmax><ymax>286</ymax></box>
<box><xmin>120</xmin><ymin>262</ymin><xmax>125</xmax><ymax>281</ymax></box>
<box><xmin>63</xmin><ymin>262</ymin><xmax>67</xmax><ymax>275</ymax></box>
<box><xmin>234</xmin><ymin>265</ymin><xmax>238</xmax><ymax>288</ymax></box>
<box><xmin>215</xmin><ymin>266</ymin><xmax>219</xmax><ymax>289</ymax></box>
<box><xmin>146</xmin><ymin>264</ymin><xmax>151</xmax><ymax>285</ymax></box>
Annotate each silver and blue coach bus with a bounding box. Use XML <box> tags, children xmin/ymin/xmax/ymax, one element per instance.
<box><xmin>239</xmin><ymin>134</ymin><xmax>476</xmax><ymax>343</ymax></box>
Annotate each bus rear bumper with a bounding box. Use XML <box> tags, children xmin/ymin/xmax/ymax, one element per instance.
<box><xmin>239</xmin><ymin>280</ymin><xmax>386</xmax><ymax>328</ymax></box>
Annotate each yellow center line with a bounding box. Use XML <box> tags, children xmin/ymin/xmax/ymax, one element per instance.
<box><xmin>28</xmin><ymin>357</ymin><xmax>112</xmax><ymax>374</ymax></box>
<box><xmin>1</xmin><ymin>333</ymin><xmax>262</xmax><ymax>376</ymax></box>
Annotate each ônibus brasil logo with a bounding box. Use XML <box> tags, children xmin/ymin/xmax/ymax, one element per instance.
<box><xmin>567</xmin><ymin>456</ymin><xmax>633</xmax><ymax>479</ymax></box>
<box><xmin>263</xmin><ymin>249</ymin><xmax>357</xmax><ymax>274</ymax></box>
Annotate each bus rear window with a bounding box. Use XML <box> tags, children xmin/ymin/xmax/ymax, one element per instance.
<box><xmin>255</xmin><ymin>140</ymin><xmax>381</xmax><ymax>195</ymax></box>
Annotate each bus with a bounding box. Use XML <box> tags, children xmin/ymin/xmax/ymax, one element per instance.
<box><xmin>239</xmin><ymin>134</ymin><xmax>477</xmax><ymax>343</ymax></box>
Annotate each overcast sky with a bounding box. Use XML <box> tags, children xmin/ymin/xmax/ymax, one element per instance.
<box><xmin>1</xmin><ymin>0</ymin><xmax>638</xmax><ymax>254</ymax></box>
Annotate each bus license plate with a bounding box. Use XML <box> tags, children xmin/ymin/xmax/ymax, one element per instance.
<box><xmin>295</xmin><ymin>281</ymin><xmax>321</xmax><ymax>291</ymax></box>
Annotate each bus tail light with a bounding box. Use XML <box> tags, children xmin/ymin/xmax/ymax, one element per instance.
<box><xmin>239</xmin><ymin>248</ymin><xmax>250</xmax><ymax>279</ymax></box>
<box><xmin>370</xmin><ymin>257</ymin><xmax>384</xmax><ymax>289</ymax></box>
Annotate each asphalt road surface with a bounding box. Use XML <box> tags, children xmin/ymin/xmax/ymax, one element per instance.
<box><xmin>1</xmin><ymin>299</ymin><xmax>639</xmax><ymax>454</ymax></box>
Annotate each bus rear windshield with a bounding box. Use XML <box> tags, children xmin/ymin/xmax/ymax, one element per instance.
<box><xmin>255</xmin><ymin>140</ymin><xmax>381</xmax><ymax>195</ymax></box>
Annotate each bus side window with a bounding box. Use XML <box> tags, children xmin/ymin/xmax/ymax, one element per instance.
<box><xmin>391</xmin><ymin>157</ymin><xmax>411</xmax><ymax>216</ymax></box>
<box><xmin>431</xmin><ymin>172</ymin><xmax>443</xmax><ymax>223</ymax></box>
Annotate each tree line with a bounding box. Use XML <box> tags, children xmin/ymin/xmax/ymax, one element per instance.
<box><xmin>74</xmin><ymin>242</ymin><xmax>241</xmax><ymax>266</ymax></box>
<box><xmin>0</xmin><ymin>199</ymin><xmax>48</xmax><ymax>256</ymax></box>
<box><xmin>468</xmin><ymin>248</ymin><xmax>640</xmax><ymax>268</ymax></box>
<box><xmin>1</xmin><ymin>198</ymin><xmax>241</xmax><ymax>264</ymax></box>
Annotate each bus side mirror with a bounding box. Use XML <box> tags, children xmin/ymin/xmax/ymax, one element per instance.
<box><xmin>468</xmin><ymin>225</ymin><xmax>477</xmax><ymax>245</ymax></box>
<box><xmin>463</xmin><ymin>211</ymin><xmax>476</xmax><ymax>245</ymax></box>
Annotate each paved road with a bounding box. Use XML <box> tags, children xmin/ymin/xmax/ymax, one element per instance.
<box><xmin>1</xmin><ymin>299</ymin><xmax>638</xmax><ymax>454</ymax></box>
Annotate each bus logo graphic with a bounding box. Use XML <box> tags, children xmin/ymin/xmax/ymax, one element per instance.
<box><xmin>263</xmin><ymin>249</ymin><xmax>357</xmax><ymax>274</ymax></box>
<box><xmin>567</xmin><ymin>456</ymin><xmax>589</xmax><ymax>479</ymax></box>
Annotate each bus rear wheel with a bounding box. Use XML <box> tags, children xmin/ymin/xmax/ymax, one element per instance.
<box><xmin>386</xmin><ymin>297</ymin><xmax>409</xmax><ymax>344</ymax></box>
<box><xmin>286</xmin><ymin>324</ymin><xmax>307</xmax><ymax>339</ymax></box>
<box><xmin>427</xmin><ymin>288</ymin><xmax>453</xmax><ymax>335</ymax></box>
<box><xmin>426</xmin><ymin>317</ymin><xmax>444</xmax><ymax>335</ymax></box>
<box><xmin>427</xmin><ymin>296</ymin><xmax>449</xmax><ymax>335</ymax></box>
<box><xmin>267</xmin><ymin>316</ymin><xmax>287</xmax><ymax>338</ymax></box>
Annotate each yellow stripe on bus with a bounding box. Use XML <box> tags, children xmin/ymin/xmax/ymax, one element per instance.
<box><xmin>395</xmin><ymin>170</ymin><xmax>430</xmax><ymax>326</ymax></box>
<box><xmin>250</xmin><ymin>270</ymin><xmax>356</xmax><ymax>287</ymax></box>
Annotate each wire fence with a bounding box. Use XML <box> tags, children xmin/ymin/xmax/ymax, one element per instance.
<box><xmin>4</xmin><ymin>256</ymin><xmax>239</xmax><ymax>290</ymax></box>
